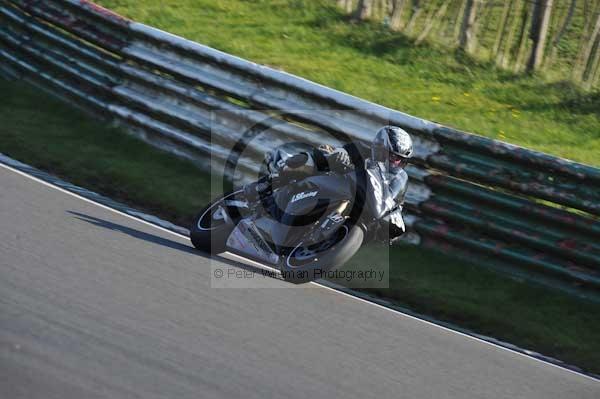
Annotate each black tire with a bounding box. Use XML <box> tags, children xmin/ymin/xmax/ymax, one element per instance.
<box><xmin>190</xmin><ymin>190</ymin><xmax>243</xmax><ymax>254</ymax></box>
<box><xmin>280</xmin><ymin>224</ymin><xmax>364</xmax><ymax>284</ymax></box>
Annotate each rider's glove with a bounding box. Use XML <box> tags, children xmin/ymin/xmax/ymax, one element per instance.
<box><xmin>326</xmin><ymin>148</ymin><xmax>352</xmax><ymax>171</ymax></box>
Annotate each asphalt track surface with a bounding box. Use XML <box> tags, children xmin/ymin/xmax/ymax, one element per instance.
<box><xmin>0</xmin><ymin>165</ymin><xmax>598</xmax><ymax>399</ymax></box>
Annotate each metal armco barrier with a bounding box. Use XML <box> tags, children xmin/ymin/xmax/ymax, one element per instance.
<box><xmin>1</xmin><ymin>0</ymin><xmax>599</xmax><ymax>300</ymax></box>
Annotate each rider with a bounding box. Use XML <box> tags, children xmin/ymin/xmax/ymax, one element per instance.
<box><xmin>251</xmin><ymin>126</ymin><xmax>413</xmax><ymax>237</ymax></box>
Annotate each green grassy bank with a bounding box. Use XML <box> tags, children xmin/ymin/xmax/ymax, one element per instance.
<box><xmin>96</xmin><ymin>0</ymin><xmax>600</xmax><ymax>165</ymax></box>
<box><xmin>2</xmin><ymin>79</ymin><xmax>599</xmax><ymax>374</ymax></box>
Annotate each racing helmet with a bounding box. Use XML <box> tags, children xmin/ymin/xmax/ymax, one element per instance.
<box><xmin>371</xmin><ymin>126</ymin><xmax>413</xmax><ymax>174</ymax></box>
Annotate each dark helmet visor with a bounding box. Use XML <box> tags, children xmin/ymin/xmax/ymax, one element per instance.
<box><xmin>389</xmin><ymin>152</ymin><xmax>408</xmax><ymax>168</ymax></box>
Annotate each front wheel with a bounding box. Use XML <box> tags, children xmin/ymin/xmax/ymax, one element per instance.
<box><xmin>190</xmin><ymin>190</ymin><xmax>244</xmax><ymax>253</ymax></box>
<box><xmin>280</xmin><ymin>224</ymin><xmax>364</xmax><ymax>283</ymax></box>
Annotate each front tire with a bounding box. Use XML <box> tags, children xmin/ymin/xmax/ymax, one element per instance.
<box><xmin>280</xmin><ymin>224</ymin><xmax>364</xmax><ymax>283</ymax></box>
<box><xmin>190</xmin><ymin>190</ymin><xmax>243</xmax><ymax>254</ymax></box>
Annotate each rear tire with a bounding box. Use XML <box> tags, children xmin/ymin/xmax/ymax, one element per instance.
<box><xmin>280</xmin><ymin>224</ymin><xmax>364</xmax><ymax>284</ymax></box>
<box><xmin>190</xmin><ymin>190</ymin><xmax>243</xmax><ymax>254</ymax></box>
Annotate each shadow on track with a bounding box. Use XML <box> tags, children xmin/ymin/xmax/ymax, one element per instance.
<box><xmin>68</xmin><ymin>210</ymin><xmax>198</xmax><ymax>254</ymax></box>
<box><xmin>67</xmin><ymin>210</ymin><xmax>286</xmax><ymax>281</ymax></box>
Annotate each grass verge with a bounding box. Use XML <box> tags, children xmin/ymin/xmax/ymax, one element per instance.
<box><xmin>2</xmin><ymin>79</ymin><xmax>599</xmax><ymax>374</ymax></box>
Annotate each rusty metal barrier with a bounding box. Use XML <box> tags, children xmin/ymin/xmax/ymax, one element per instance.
<box><xmin>1</xmin><ymin>0</ymin><xmax>599</xmax><ymax>301</ymax></box>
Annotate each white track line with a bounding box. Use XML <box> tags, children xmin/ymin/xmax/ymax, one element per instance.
<box><xmin>1</xmin><ymin>161</ymin><xmax>597</xmax><ymax>383</ymax></box>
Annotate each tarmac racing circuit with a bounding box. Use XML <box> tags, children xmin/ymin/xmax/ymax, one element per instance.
<box><xmin>0</xmin><ymin>163</ymin><xmax>598</xmax><ymax>398</ymax></box>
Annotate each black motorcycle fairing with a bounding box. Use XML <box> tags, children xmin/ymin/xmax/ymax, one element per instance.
<box><xmin>270</xmin><ymin>175</ymin><xmax>354</xmax><ymax>222</ymax></box>
<box><xmin>263</xmin><ymin>173</ymin><xmax>356</xmax><ymax>251</ymax></box>
<box><xmin>234</xmin><ymin>161</ymin><xmax>403</xmax><ymax>256</ymax></box>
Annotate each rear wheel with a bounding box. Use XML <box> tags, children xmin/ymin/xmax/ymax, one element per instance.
<box><xmin>281</xmin><ymin>224</ymin><xmax>364</xmax><ymax>283</ymax></box>
<box><xmin>190</xmin><ymin>190</ymin><xmax>244</xmax><ymax>254</ymax></box>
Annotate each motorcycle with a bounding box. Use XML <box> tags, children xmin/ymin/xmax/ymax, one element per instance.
<box><xmin>190</xmin><ymin>144</ymin><xmax>406</xmax><ymax>283</ymax></box>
